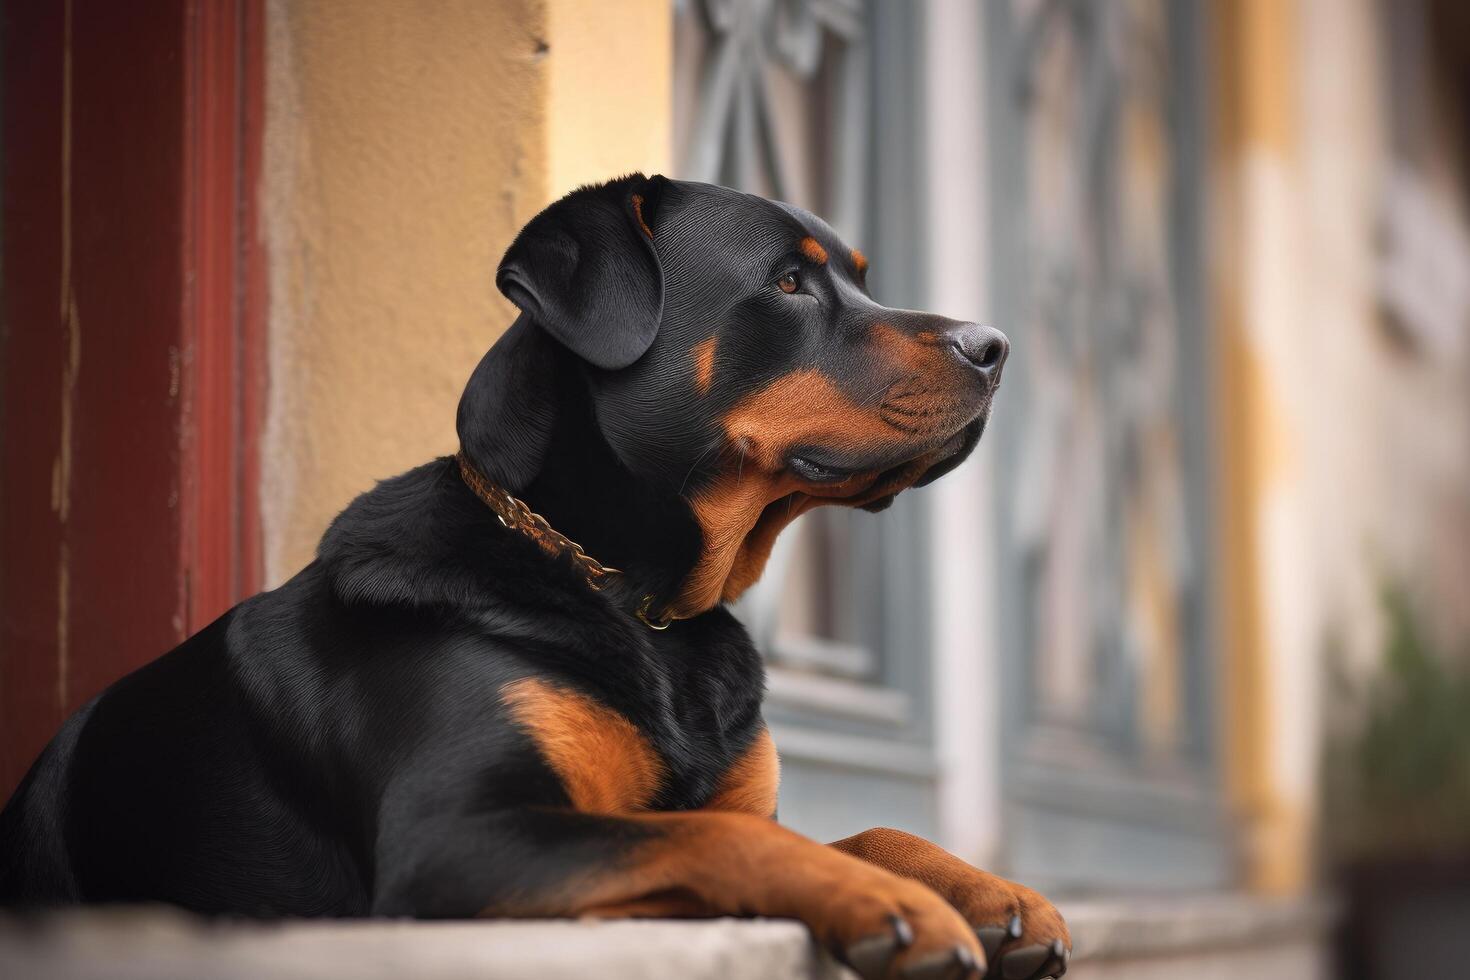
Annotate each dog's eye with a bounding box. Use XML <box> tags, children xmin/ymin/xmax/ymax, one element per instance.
<box><xmin>778</xmin><ymin>272</ymin><xmax>800</xmax><ymax>294</ymax></box>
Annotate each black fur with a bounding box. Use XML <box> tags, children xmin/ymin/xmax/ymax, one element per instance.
<box><xmin>496</xmin><ymin>174</ymin><xmax>668</xmax><ymax>371</ymax></box>
<box><xmin>0</xmin><ymin>175</ymin><xmax>1001</xmax><ymax>916</ymax></box>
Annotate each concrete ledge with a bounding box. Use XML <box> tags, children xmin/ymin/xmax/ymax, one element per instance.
<box><xmin>0</xmin><ymin>911</ymin><xmax>848</xmax><ymax>980</ymax></box>
<box><xmin>0</xmin><ymin>894</ymin><xmax>1333</xmax><ymax>980</ymax></box>
<box><xmin>1066</xmin><ymin>892</ymin><xmax>1334</xmax><ymax>959</ymax></box>
<box><xmin>1063</xmin><ymin>894</ymin><xmax>1334</xmax><ymax>980</ymax></box>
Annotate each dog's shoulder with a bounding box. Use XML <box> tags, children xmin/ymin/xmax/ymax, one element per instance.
<box><xmin>317</xmin><ymin>457</ymin><xmax>505</xmax><ymax>610</ymax></box>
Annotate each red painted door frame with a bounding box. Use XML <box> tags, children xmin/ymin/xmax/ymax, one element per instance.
<box><xmin>181</xmin><ymin>0</ymin><xmax>268</xmax><ymax>629</ymax></box>
<box><xmin>0</xmin><ymin>0</ymin><xmax>265</xmax><ymax>799</ymax></box>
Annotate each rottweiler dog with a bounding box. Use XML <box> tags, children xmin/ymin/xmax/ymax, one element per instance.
<box><xmin>0</xmin><ymin>175</ymin><xmax>1069</xmax><ymax>980</ymax></box>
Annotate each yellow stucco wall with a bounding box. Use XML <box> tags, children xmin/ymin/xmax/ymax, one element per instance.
<box><xmin>546</xmin><ymin>0</ymin><xmax>671</xmax><ymax>199</ymax></box>
<box><xmin>260</xmin><ymin>0</ymin><xmax>671</xmax><ymax>583</ymax></box>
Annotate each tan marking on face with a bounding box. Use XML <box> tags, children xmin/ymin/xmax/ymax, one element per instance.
<box><xmin>502</xmin><ymin>677</ymin><xmax>664</xmax><ymax>814</ymax></box>
<box><xmin>798</xmin><ymin>236</ymin><xmax>828</xmax><ymax>264</ymax></box>
<box><xmin>630</xmin><ymin>193</ymin><xmax>654</xmax><ymax>239</ymax></box>
<box><xmin>721</xmin><ymin>369</ymin><xmax>902</xmax><ymax>468</ymax></box>
<box><xmin>705</xmin><ymin>729</ymin><xmax>780</xmax><ymax>817</ymax></box>
<box><xmin>851</xmin><ymin>248</ymin><xmax>868</xmax><ymax>275</ymax></box>
<box><xmin>864</xmin><ymin>323</ymin><xmax>977</xmax><ymax>439</ymax></box>
<box><xmin>692</xmin><ymin>336</ymin><xmax>718</xmax><ymax>395</ymax></box>
<box><xmin>870</xmin><ymin>327</ymin><xmax>929</xmax><ymax>379</ymax></box>
<box><xmin>869</xmin><ymin>323</ymin><xmax>946</xmax><ymax>370</ymax></box>
<box><xmin>672</xmin><ymin>370</ymin><xmax>949</xmax><ymax>614</ymax></box>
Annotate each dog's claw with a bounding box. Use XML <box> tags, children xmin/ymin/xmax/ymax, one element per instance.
<box><xmin>975</xmin><ymin>926</ymin><xmax>1008</xmax><ymax>964</ymax></box>
<box><xmin>977</xmin><ymin>912</ymin><xmax>1024</xmax><ymax>969</ymax></box>
<box><xmin>892</xmin><ymin>914</ymin><xmax>916</xmax><ymax>949</ymax></box>
<box><xmin>845</xmin><ymin>915</ymin><xmax>914</xmax><ymax>980</ymax></box>
<box><xmin>846</xmin><ymin>934</ymin><xmax>899</xmax><ymax>980</ymax></box>
<box><xmin>999</xmin><ymin>943</ymin><xmax>1051</xmax><ymax>980</ymax></box>
<box><xmin>899</xmin><ymin>944</ymin><xmax>981</xmax><ymax>980</ymax></box>
<box><xmin>1037</xmin><ymin>939</ymin><xmax>1069</xmax><ymax>978</ymax></box>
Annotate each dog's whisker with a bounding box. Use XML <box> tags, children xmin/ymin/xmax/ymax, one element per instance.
<box><xmin>678</xmin><ymin>439</ymin><xmax>723</xmax><ymax>495</ymax></box>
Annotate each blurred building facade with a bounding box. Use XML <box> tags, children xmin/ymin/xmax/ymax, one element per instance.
<box><xmin>4</xmin><ymin>0</ymin><xmax>1469</xmax><ymax>954</ymax></box>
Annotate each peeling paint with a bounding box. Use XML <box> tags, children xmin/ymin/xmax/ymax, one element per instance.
<box><xmin>56</xmin><ymin>552</ymin><xmax>69</xmax><ymax>713</ymax></box>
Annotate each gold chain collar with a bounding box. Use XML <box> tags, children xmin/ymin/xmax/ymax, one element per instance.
<box><xmin>454</xmin><ymin>452</ymin><xmax>677</xmax><ymax>629</ymax></box>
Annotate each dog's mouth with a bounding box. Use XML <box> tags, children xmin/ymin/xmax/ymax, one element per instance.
<box><xmin>775</xmin><ymin>413</ymin><xmax>987</xmax><ymax>518</ymax></box>
<box><xmin>792</xmin><ymin>412</ymin><xmax>984</xmax><ymax>492</ymax></box>
<box><xmin>913</xmin><ymin>414</ymin><xmax>985</xmax><ymax>487</ymax></box>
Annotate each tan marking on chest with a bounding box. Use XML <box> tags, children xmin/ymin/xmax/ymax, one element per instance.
<box><xmin>502</xmin><ymin>678</ymin><xmax>665</xmax><ymax>814</ymax></box>
<box><xmin>705</xmin><ymin>729</ymin><xmax>780</xmax><ymax>817</ymax></box>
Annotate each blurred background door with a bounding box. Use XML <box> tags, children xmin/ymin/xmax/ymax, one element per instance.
<box><xmin>987</xmin><ymin>0</ymin><xmax>1229</xmax><ymax>891</ymax></box>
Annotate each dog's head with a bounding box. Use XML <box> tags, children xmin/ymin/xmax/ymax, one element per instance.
<box><xmin>460</xmin><ymin>174</ymin><xmax>1006</xmax><ymax>618</ymax></box>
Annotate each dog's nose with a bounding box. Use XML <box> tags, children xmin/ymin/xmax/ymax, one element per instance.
<box><xmin>950</xmin><ymin>323</ymin><xmax>1009</xmax><ymax>385</ymax></box>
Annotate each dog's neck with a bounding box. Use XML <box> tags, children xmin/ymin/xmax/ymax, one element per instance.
<box><xmin>470</xmin><ymin>377</ymin><xmax>707</xmax><ymax>622</ymax></box>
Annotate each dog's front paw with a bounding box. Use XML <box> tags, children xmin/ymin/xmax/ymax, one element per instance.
<box><xmin>830</xmin><ymin>828</ymin><xmax>1069</xmax><ymax>979</ymax></box>
<box><xmin>815</xmin><ymin>863</ymin><xmax>984</xmax><ymax>980</ymax></box>
<box><xmin>954</xmin><ymin>876</ymin><xmax>1069</xmax><ymax>980</ymax></box>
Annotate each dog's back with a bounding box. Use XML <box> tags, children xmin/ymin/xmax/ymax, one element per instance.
<box><xmin>1</xmin><ymin>585</ymin><xmax>370</xmax><ymax>915</ymax></box>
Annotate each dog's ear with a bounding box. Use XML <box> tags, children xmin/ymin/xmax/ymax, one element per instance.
<box><xmin>495</xmin><ymin>173</ymin><xmax>668</xmax><ymax>371</ymax></box>
<box><xmin>456</xmin><ymin>317</ymin><xmax>560</xmax><ymax>491</ymax></box>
